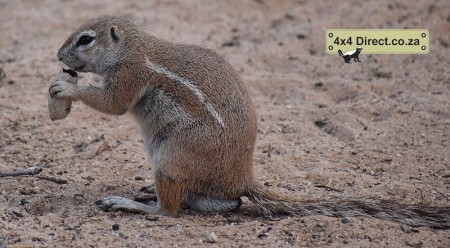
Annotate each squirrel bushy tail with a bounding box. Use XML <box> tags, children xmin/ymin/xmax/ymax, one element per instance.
<box><xmin>245</xmin><ymin>182</ymin><xmax>450</xmax><ymax>229</ymax></box>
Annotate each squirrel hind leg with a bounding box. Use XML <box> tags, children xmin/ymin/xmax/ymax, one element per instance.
<box><xmin>154</xmin><ymin>171</ymin><xmax>187</xmax><ymax>216</ymax></box>
<box><xmin>185</xmin><ymin>193</ymin><xmax>242</xmax><ymax>213</ymax></box>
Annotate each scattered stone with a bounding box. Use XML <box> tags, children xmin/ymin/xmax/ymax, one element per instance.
<box><xmin>372</xmin><ymin>69</ymin><xmax>392</xmax><ymax>79</ymax></box>
<box><xmin>316</xmin><ymin>221</ymin><xmax>325</xmax><ymax>227</ymax></box>
<box><xmin>268</xmin><ymin>216</ymin><xmax>282</xmax><ymax>221</ymax></box>
<box><xmin>341</xmin><ymin>217</ymin><xmax>350</xmax><ymax>224</ymax></box>
<box><xmin>264</xmin><ymin>181</ymin><xmax>273</xmax><ymax>187</ymax></box>
<box><xmin>32</xmin><ymin>237</ymin><xmax>44</xmax><ymax>242</ymax></box>
<box><xmin>145</xmin><ymin>215</ymin><xmax>159</xmax><ymax>221</ymax></box>
<box><xmin>401</xmin><ymin>224</ymin><xmax>413</xmax><ymax>233</ymax></box>
<box><xmin>95</xmin><ymin>141</ymin><xmax>111</xmax><ymax>155</ymax></box>
<box><xmin>314</xmin><ymin>81</ymin><xmax>324</xmax><ymax>88</ymax></box>
<box><xmin>85</xmin><ymin>175</ymin><xmax>95</xmax><ymax>182</ymax></box>
<box><xmin>11</xmin><ymin>209</ymin><xmax>23</xmax><ymax>218</ymax></box>
<box><xmin>226</xmin><ymin>216</ymin><xmax>243</xmax><ymax>224</ymax></box>
<box><xmin>257</xmin><ymin>233</ymin><xmax>268</xmax><ymax>238</ymax></box>
<box><xmin>112</xmin><ymin>223</ymin><xmax>120</xmax><ymax>231</ymax></box>
<box><xmin>405</xmin><ymin>240</ymin><xmax>423</xmax><ymax>248</ymax></box>
<box><xmin>118</xmin><ymin>232</ymin><xmax>128</xmax><ymax>239</ymax></box>
<box><xmin>285</xmin><ymin>14</ymin><xmax>294</xmax><ymax>20</ymax></box>
<box><xmin>309</xmin><ymin>48</ymin><xmax>317</xmax><ymax>55</ymax></box>
<box><xmin>135</xmin><ymin>176</ymin><xmax>144</xmax><ymax>180</ymax></box>
<box><xmin>314</xmin><ymin>120</ymin><xmax>327</xmax><ymax>129</ymax></box>
<box><xmin>222</xmin><ymin>36</ymin><xmax>240</xmax><ymax>47</ymax></box>
<box><xmin>442</xmin><ymin>171</ymin><xmax>450</xmax><ymax>178</ymax></box>
<box><xmin>439</xmin><ymin>37</ymin><xmax>449</xmax><ymax>48</ymax></box>
<box><xmin>205</xmin><ymin>232</ymin><xmax>218</xmax><ymax>243</ymax></box>
<box><xmin>19</xmin><ymin>199</ymin><xmax>29</xmax><ymax>206</ymax></box>
<box><xmin>296</xmin><ymin>33</ymin><xmax>306</xmax><ymax>39</ymax></box>
<box><xmin>74</xmin><ymin>142</ymin><xmax>89</xmax><ymax>153</ymax></box>
<box><xmin>0</xmin><ymin>67</ymin><xmax>6</xmax><ymax>82</ymax></box>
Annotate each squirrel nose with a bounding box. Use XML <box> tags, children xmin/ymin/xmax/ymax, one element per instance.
<box><xmin>57</xmin><ymin>48</ymin><xmax>64</xmax><ymax>61</ymax></box>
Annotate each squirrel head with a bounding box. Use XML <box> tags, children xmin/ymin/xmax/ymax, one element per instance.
<box><xmin>57</xmin><ymin>16</ymin><xmax>138</xmax><ymax>76</ymax></box>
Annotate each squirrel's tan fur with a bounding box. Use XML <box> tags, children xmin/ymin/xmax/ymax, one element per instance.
<box><xmin>49</xmin><ymin>16</ymin><xmax>449</xmax><ymax>229</ymax></box>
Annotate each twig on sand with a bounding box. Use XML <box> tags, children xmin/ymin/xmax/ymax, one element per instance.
<box><xmin>314</xmin><ymin>184</ymin><xmax>343</xmax><ymax>193</ymax></box>
<box><xmin>1</xmin><ymin>167</ymin><xmax>67</xmax><ymax>184</ymax></box>
<box><xmin>0</xmin><ymin>167</ymin><xmax>42</xmax><ymax>177</ymax></box>
<box><xmin>0</xmin><ymin>103</ymin><xmax>15</xmax><ymax>111</ymax></box>
<box><xmin>37</xmin><ymin>175</ymin><xmax>67</xmax><ymax>184</ymax></box>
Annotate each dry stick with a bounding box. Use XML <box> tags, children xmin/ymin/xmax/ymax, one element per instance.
<box><xmin>0</xmin><ymin>167</ymin><xmax>42</xmax><ymax>177</ymax></box>
<box><xmin>0</xmin><ymin>103</ymin><xmax>15</xmax><ymax>110</ymax></box>
<box><xmin>313</xmin><ymin>184</ymin><xmax>343</xmax><ymax>193</ymax></box>
<box><xmin>37</xmin><ymin>175</ymin><xmax>67</xmax><ymax>184</ymax></box>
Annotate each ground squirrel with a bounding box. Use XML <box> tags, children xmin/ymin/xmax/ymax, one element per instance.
<box><xmin>49</xmin><ymin>16</ymin><xmax>449</xmax><ymax>229</ymax></box>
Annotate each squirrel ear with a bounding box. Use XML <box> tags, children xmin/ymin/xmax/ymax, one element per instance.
<box><xmin>110</xmin><ymin>26</ymin><xmax>120</xmax><ymax>42</ymax></box>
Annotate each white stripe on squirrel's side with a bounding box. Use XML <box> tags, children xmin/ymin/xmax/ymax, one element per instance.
<box><xmin>145</xmin><ymin>57</ymin><xmax>225</xmax><ymax>128</ymax></box>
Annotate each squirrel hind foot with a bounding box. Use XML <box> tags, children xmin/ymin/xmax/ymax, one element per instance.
<box><xmin>185</xmin><ymin>193</ymin><xmax>242</xmax><ymax>213</ymax></box>
<box><xmin>96</xmin><ymin>196</ymin><xmax>160</xmax><ymax>214</ymax></box>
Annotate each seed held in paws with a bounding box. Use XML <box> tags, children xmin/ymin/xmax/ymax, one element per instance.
<box><xmin>48</xmin><ymin>68</ymin><xmax>78</xmax><ymax>121</ymax></box>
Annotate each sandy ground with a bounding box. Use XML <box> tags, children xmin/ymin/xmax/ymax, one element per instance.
<box><xmin>0</xmin><ymin>0</ymin><xmax>449</xmax><ymax>247</ymax></box>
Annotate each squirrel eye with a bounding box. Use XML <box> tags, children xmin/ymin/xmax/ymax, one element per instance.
<box><xmin>76</xmin><ymin>35</ymin><xmax>94</xmax><ymax>46</ymax></box>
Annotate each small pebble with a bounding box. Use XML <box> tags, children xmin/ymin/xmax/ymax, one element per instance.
<box><xmin>341</xmin><ymin>217</ymin><xmax>350</xmax><ymax>224</ymax></box>
<box><xmin>258</xmin><ymin>233</ymin><xmax>268</xmax><ymax>238</ymax></box>
<box><xmin>206</xmin><ymin>232</ymin><xmax>218</xmax><ymax>243</ymax></box>
<box><xmin>226</xmin><ymin>216</ymin><xmax>243</xmax><ymax>224</ymax></box>
<box><xmin>19</xmin><ymin>199</ymin><xmax>29</xmax><ymax>206</ymax></box>
<box><xmin>146</xmin><ymin>215</ymin><xmax>159</xmax><ymax>221</ymax></box>
<box><xmin>85</xmin><ymin>176</ymin><xmax>95</xmax><ymax>181</ymax></box>
<box><xmin>296</xmin><ymin>33</ymin><xmax>306</xmax><ymax>39</ymax></box>
<box><xmin>112</xmin><ymin>223</ymin><xmax>120</xmax><ymax>231</ymax></box>
<box><xmin>401</xmin><ymin>224</ymin><xmax>413</xmax><ymax>233</ymax></box>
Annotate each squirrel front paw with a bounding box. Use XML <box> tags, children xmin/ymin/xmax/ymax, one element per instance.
<box><xmin>49</xmin><ymin>80</ymin><xmax>78</xmax><ymax>100</ymax></box>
